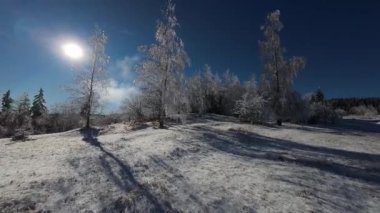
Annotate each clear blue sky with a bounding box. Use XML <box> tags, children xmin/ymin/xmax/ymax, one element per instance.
<box><xmin>0</xmin><ymin>0</ymin><xmax>379</xmax><ymax>111</ymax></box>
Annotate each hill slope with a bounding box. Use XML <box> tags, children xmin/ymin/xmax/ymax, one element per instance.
<box><xmin>1</xmin><ymin>115</ymin><xmax>380</xmax><ymax>212</ymax></box>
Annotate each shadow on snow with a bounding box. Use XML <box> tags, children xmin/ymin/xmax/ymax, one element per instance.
<box><xmin>186</xmin><ymin>125</ymin><xmax>380</xmax><ymax>185</ymax></box>
<box><xmin>80</xmin><ymin>128</ymin><xmax>171</xmax><ymax>212</ymax></box>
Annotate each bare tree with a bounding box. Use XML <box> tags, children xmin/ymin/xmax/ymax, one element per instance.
<box><xmin>121</xmin><ymin>93</ymin><xmax>144</xmax><ymax>122</ymax></box>
<box><xmin>49</xmin><ymin>101</ymin><xmax>82</xmax><ymax>132</ymax></box>
<box><xmin>137</xmin><ymin>0</ymin><xmax>189</xmax><ymax>128</ymax></box>
<box><xmin>259</xmin><ymin>10</ymin><xmax>305</xmax><ymax>125</ymax></box>
<box><xmin>67</xmin><ymin>26</ymin><xmax>109</xmax><ymax>128</ymax></box>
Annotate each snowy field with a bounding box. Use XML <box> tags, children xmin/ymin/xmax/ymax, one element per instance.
<box><xmin>0</xmin><ymin>114</ymin><xmax>379</xmax><ymax>212</ymax></box>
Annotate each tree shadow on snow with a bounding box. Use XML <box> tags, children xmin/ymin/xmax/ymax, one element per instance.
<box><xmin>186</xmin><ymin>126</ymin><xmax>380</xmax><ymax>211</ymax></box>
<box><xmin>281</xmin><ymin>123</ymin><xmax>364</xmax><ymax>136</ymax></box>
<box><xmin>189</xmin><ymin>126</ymin><xmax>380</xmax><ymax>185</ymax></box>
<box><xmin>271</xmin><ymin>174</ymin><xmax>372</xmax><ymax>212</ymax></box>
<box><xmin>148</xmin><ymin>156</ymin><xmax>212</xmax><ymax>211</ymax></box>
<box><xmin>332</xmin><ymin>118</ymin><xmax>380</xmax><ymax>134</ymax></box>
<box><xmin>80</xmin><ymin>128</ymin><xmax>170</xmax><ymax>212</ymax></box>
<box><xmin>285</xmin><ymin>118</ymin><xmax>380</xmax><ymax>136</ymax></box>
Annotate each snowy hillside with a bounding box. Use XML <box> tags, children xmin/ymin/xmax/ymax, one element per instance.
<box><xmin>1</xmin><ymin>115</ymin><xmax>379</xmax><ymax>212</ymax></box>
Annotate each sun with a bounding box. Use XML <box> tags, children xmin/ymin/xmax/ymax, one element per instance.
<box><xmin>62</xmin><ymin>42</ymin><xmax>83</xmax><ymax>59</ymax></box>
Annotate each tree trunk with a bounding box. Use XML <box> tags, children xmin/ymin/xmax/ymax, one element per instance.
<box><xmin>159</xmin><ymin>56</ymin><xmax>170</xmax><ymax>129</ymax></box>
<box><xmin>274</xmin><ymin>49</ymin><xmax>282</xmax><ymax>125</ymax></box>
<box><xmin>159</xmin><ymin>84</ymin><xmax>166</xmax><ymax>129</ymax></box>
<box><xmin>85</xmin><ymin>50</ymin><xmax>99</xmax><ymax>129</ymax></box>
<box><xmin>85</xmin><ymin>113</ymin><xmax>91</xmax><ymax>129</ymax></box>
<box><xmin>159</xmin><ymin>93</ymin><xmax>166</xmax><ymax>128</ymax></box>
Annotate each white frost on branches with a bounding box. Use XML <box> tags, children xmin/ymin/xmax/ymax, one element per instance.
<box><xmin>67</xmin><ymin>26</ymin><xmax>109</xmax><ymax>128</ymax></box>
<box><xmin>259</xmin><ymin>10</ymin><xmax>305</xmax><ymax>123</ymax></box>
<box><xmin>234</xmin><ymin>77</ymin><xmax>265</xmax><ymax>123</ymax></box>
<box><xmin>137</xmin><ymin>0</ymin><xmax>190</xmax><ymax>127</ymax></box>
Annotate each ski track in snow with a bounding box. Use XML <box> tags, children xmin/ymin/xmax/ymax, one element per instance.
<box><xmin>1</xmin><ymin>115</ymin><xmax>380</xmax><ymax>212</ymax></box>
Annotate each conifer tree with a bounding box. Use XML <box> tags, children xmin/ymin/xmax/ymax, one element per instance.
<box><xmin>312</xmin><ymin>88</ymin><xmax>325</xmax><ymax>103</ymax></box>
<box><xmin>1</xmin><ymin>90</ymin><xmax>13</xmax><ymax>112</ymax></box>
<box><xmin>31</xmin><ymin>88</ymin><xmax>47</xmax><ymax>118</ymax></box>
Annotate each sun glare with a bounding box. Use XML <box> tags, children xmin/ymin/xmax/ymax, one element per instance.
<box><xmin>62</xmin><ymin>42</ymin><xmax>83</xmax><ymax>59</ymax></box>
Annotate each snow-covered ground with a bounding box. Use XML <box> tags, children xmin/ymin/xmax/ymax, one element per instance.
<box><xmin>1</xmin><ymin>114</ymin><xmax>379</xmax><ymax>212</ymax></box>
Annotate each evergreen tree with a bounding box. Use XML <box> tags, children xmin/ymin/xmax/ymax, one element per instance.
<box><xmin>31</xmin><ymin>88</ymin><xmax>47</xmax><ymax>118</ymax></box>
<box><xmin>311</xmin><ymin>88</ymin><xmax>325</xmax><ymax>103</ymax></box>
<box><xmin>1</xmin><ymin>90</ymin><xmax>13</xmax><ymax>111</ymax></box>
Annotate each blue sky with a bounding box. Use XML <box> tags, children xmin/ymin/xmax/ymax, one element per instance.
<box><xmin>0</xmin><ymin>0</ymin><xmax>379</xmax><ymax>112</ymax></box>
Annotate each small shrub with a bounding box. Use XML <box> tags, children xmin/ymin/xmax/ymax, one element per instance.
<box><xmin>334</xmin><ymin>108</ymin><xmax>347</xmax><ymax>117</ymax></box>
<box><xmin>350</xmin><ymin>105</ymin><xmax>378</xmax><ymax>116</ymax></box>
<box><xmin>94</xmin><ymin>114</ymin><xmax>123</xmax><ymax>126</ymax></box>
<box><xmin>234</xmin><ymin>95</ymin><xmax>266</xmax><ymax>123</ymax></box>
<box><xmin>31</xmin><ymin>116</ymin><xmax>48</xmax><ymax>134</ymax></box>
<box><xmin>0</xmin><ymin>111</ymin><xmax>30</xmax><ymax>138</ymax></box>
<box><xmin>308</xmin><ymin>102</ymin><xmax>339</xmax><ymax>124</ymax></box>
<box><xmin>11</xmin><ymin>129</ymin><xmax>30</xmax><ymax>141</ymax></box>
<box><xmin>121</xmin><ymin>96</ymin><xmax>145</xmax><ymax>122</ymax></box>
<box><xmin>45</xmin><ymin>113</ymin><xmax>81</xmax><ymax>133</ymax></box>
<box><xmin>0</xmin><ymin>125</ymin><xmax>8</xmax><ymax>138</ymax></box>
<box><xmin>287</xmin><ymin>94</ymin><xmax>310</xmax><ymax>124</ymax></box>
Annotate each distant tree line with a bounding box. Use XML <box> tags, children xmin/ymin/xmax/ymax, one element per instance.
<box><xmin>328</xmin><ymin>97</ymin><xmax>380</xmax><ymax>112</ymax></box>
<box><xmin>328</xmin><ymin>97</ymin><xmax>380</xmax><ymax>116</ymax></box>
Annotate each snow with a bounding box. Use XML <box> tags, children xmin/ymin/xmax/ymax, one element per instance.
<box><xmin>1</xmin><ymin>115</ymin><xmax>379</xmax><ymax>212</ymax></box>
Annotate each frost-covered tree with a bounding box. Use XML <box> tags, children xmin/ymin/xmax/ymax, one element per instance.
<box><xmin>31</xmin><ymin>88</ymin><xmax>47</xmax><ymax>118</ymax></box>
<box><xmin>1</xmin><ymin>90</ymin><xmax>13</xmax><ymax>112</ymax></box>
<box><xmin>234</xmin><ymin>77</ymin><xmax>265</xmax><ymax>123</ymax></box>
<box><xmin>306</xmin><ymin>88</ymin><xmax>338</xmax><ymax>124</ymax></box>
<box><xmin>17</xmin><ymin>93</ymin><xmax>31</xmax><ymax>114</ymax></box>
<box><xmin>48</xmin><ymin>101</ymin><xmax>82</xmax><ymax>133</ymax></box>
<box><xmin>68</xmin><ymin>26</ymin><xmax>109</xmax><ymax>128</ymax></box>
<box><xmin>259</xmin><ymin>10</ymin><xmax>305</xmax><ymax>125</ymax></box>
<box><xmin>15</xmin><ymin>93</ymin><xmax>32</xmax><ymax>129</ymax></box>
<box><xmin>137</xmin><ymin>0</ymin><xmax>189</xmax><ymax>128</ymax></box>
<box><xmin>188</xmin><ymin>71</ymin><xmax>205</xmax><ymax>113</ymax></box>
<box><xmin>220</xmin><ymin>70</ymin><xmax>244</xmax><ymax>115</ymax></box>
<box><xmin>188</xmin><ymin>66</ymin><xmax>243</xmax><ymax>115</ymax></box>
<box><xmin>0</xmin><ymin>90</ymin><xmax>16</xmax><ymax>137</ymax></box>
<box><xmin>121</xmin><ymin>93</ymin><xmax>144</xmax><ymax>122</ymax></box>
<box><xmin>173</xmin><ymin>77</ymin><xmax>190</xmax><ymax>115</ymax></box>
<box><xmin>311</xmin><ymin>88</ymin><xmax>325</xmax><ymax>103</ymax></box>
<box><xmin>201</xmin><ymin>64</ymin><xmax>222</xmax><ymax>113</ymax></box>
